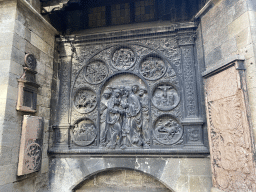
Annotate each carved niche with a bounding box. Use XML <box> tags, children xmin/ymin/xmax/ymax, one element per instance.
<box><xmin>52</xmin><ymin>28</ymin><xmax>208</xmax><ymax>155</ymax></box>
<box><xmin>17</xmin><ymin>54</ymin><xmax>40</xmax><ymax>113</ymax></box>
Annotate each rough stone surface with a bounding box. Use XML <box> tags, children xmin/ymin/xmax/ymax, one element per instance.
<box><xmin>204</xmin><ymin>62</ymin><xmax>256</xmax><ymax>191</ymax></box>
<box><xmin>75</xmin><ymin>169</ymin><xmax>171</xmax><ymax>192</ymax></box>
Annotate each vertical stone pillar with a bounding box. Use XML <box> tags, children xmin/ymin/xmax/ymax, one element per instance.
<box><xmin>203</xmin><ymin>56</ymin><xmax>256</xmax><ymax>192</ymax></box>
<box><xmin>177</xmin><ymin>31</ymin><xmax>205</xmax><ymax>147</ymax></box>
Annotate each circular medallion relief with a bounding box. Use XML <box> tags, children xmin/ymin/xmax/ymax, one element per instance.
<box><xmin>153</xmin><ymin>115</ymin><xmax>183</xmax><ymax>145</ymax></box>
<box><xmin>25</xmin><ymin>142</ymin><xmax>41</xmax><ymax>171</ymax></box>
<box><xmin>152</xmin><ymin>82</ymin><xmax>180</xmax><ymax>111</ymax></box>
<box><xmin>139</xmin><ymin>55</ymin><xmax>166</xmax><ymax>80</ymax></box>
<box><xmin>24</xmin><ymin>53</ymin><xmax>36</xmax><ymax>70</ymax></box>
<box><xmin>73</xmin><ymin>87</ymin><xmax>97</xmax><ymax>114</ymax></box>
<box><xmin>71</xmin><ymin>119</ymin><xmax>97</xmax><ymax>146</ymax></box>
<box><xmin>84</xmin><ymin>60</ymin><xmax>108</xmax><ymax>84</ymax></box>
<box><xmin>111</xmin><ymin>47</ymin><xmax>136</xmax><ymax>70</ymax></box>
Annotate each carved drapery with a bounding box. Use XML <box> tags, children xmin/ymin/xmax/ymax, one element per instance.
<box><xmin>51</xmin><ymin>24</ymin><xmax>208</xmax><ymax>155</ymax></box>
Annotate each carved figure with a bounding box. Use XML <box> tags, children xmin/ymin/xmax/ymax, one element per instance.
<box><xmin>152</xmin><ymin>83</ymin><xmax>179</xmax><ymax>110</ymax></box>
<box><xmin>112</xmin><ymin>47</ymin><xmax>136</xmax><ymax>70</ymax></box>
<box><xmin>100</xmin><ymin>84</ymin><xmax>149</xmax><ymax>149</ymax></box>
<box><xmin>140</xmin><ymin>56</ymin><xmax>166</xmax><ymax>80</ymax></box>
<box><xmin>120</xmin><ymin>86</ymin><xmax>142</xmax><ymax>149</ymax></box>
<box><xmin>187</xmin><ymin>128</ymin><xmax>199</xmax><ymax>141</ymax></box>
<box><xmin>72</xmin><ymin>120</ymin><xmax>97</xmax><ymax>146</ymax></box>
<box><xmin>105</xmin><ymin>88</ymin><xmax>123</xmax><ymax>149</ymax></box>
<box><xmin>74</xmin><ymin>88</ymin><xmax>97</xmax><ymax>113</ymax></box>
<box><xmin>153</xmin><ymin>116</ymin><xmax>183</xmax><ymax>145</ymax></box>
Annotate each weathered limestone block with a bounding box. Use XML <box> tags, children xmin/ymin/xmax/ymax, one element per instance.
<box><xmin>17</xmin><ymin>115</ymin><xmax>44</xmax><ymax>176</ymax></box>
<box><xmin>203</xmin><ymin>56</ymin><xmax>256</xmax><ymax>192</ymax></box>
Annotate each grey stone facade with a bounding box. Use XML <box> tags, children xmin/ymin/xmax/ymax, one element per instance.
<box><xmin>0</xmin><ymin>0</ymin><xmax>255</xmax><ymax>191</ymax></box>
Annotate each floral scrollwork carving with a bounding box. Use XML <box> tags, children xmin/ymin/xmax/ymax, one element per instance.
<box><xmin>24</xmin><ymin>142</ymin><xmax>41</xmax><ymax>171</ymax></box>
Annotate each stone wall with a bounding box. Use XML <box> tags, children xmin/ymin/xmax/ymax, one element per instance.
<box><xmin>198</xmin><ymin>0</ymin><xmax>256</xmax><ymax>191</ymax></box>
<box><xmin>75</xmin><ymin>169</ymin><xmax>171</xmax><ymax>192</ymax></box>
<box><xmin>49</xmin><ymin>157</ymin><xmax>212</xmax><ymax>192</ymax></box>
<box><xmin>199</xmin><ymin>0</ymin><xmax>256</xmax><ymax>144</ymax></box>
<box><xmin>0</xmin><ymin>0</ymin><xmax>57</xmax><ymax>191</ymax></box>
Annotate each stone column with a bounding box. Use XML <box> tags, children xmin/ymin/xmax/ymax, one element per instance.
<box><xmin>203</xmin><ymin>56</ymin><xmax>256</xmax><ymax>192</ymax></box>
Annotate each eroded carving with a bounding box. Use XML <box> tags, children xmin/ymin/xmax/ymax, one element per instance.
<box><xmin>205</xmin><ymin>64</ymin><xmax>256</xmax><ymax>191</ymax></box>
<box><xmin>139</xmin><ymin>55</ymin><xmax>166</xmax><ymax>80</ymax></box>
<box><xmin>24</xmin><ymin>142</ymin><xmax>41</xmax><ymax>171</ymax></box>
<box><xmin>153</xmin><ymin>115</ymin><xmax>183</xmax><ymax>145</ymax></box>
<box><xmin>71</xmin><ymin>119</ymin><xmax>97</xmax><ymax>146</ymax></box>
<box><xmin>111</xmin><ymin>47</ymin><xmax>136</xmax><ymax>70</ymax></box>
<box><xmin>84</xmin><ymin>60</ymin><xmax>108</xmax><ymax>84</ymax></box>
<box><xmin>187</xmin><ymin>127</ymin><xmax>200</xmax><ymax>142</ymax></box>
<box><xmin>152</xmin><ymin>82</ymin><xmax>179</xmax><ymax>111</ymax></box>
<box><xmin>73</xmin><ymin>87</ymin><xmax>97</xmax><ymax>113</ymax></box>
<box><xmin>24</xmin><ymin>53</ymin><xmax>37</xmax><ymax>70</ymax></box>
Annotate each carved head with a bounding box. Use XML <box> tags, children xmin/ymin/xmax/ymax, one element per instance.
<box><xmin>138</xmin><ymin>88</ymin><xmax>147</xmax><ymax>97</ymax></box>
<box><xmin>132</xmin><ymin>85</ymin><xmax>139</xmax><ymax>94</ymax></box>
<box><xmin>103</xmin><ymin>90</ymin><xmax>112</xmax><ymax>99</ymax></box>
<box><xmin>122</xmin><ymin>87</ymin><xmax>130</xmax><ymax>97</ymax></box>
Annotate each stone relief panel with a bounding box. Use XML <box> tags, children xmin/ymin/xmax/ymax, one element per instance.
<box><xmin>111</xmin><ymin>46</ymin><xmax>136</xmax><ymax>70</ymax></box>
<box><xmin>152</xmin><ymin>82</ymin><xmax>180</xmax><ymax>111</ymax></box>
<box><xmin>71</xmin><ymin>119</ymin><xmax>97</xmax><ymax>146</ymax></box>
<box><xmin>139</xmin><ymin>55</ymin><xmax>166</xmax><ymax>80</ymax></box>
<box><xmin>153</xmin><ymin>115</ymin><xmax>183</xmax><ymax>145</ymax></box>
<box><xmin>73</xmin><ymin>87</ymin><xmax>97</xmax><ymax>114</ymax></box>
<box><xmin>204</xmin><ymin>64</ymin><xmax>256</xmax><ymax>191</ymax></box>
<box><xmin>100</xmin><ymin>74</ymin><xmax>150</xmax><ymax>149</ymax></box>
<box><xmin>53</xmin><ymin>31</ymin><xmax>208</xmax><ymax>154</ymax></box>
<box><xmin>84</xmin><ymin>60</ymin><xmax>109</xmax><ymax>84</ymax></box>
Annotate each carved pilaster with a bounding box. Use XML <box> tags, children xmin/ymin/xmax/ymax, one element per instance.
<box><xmin>178</xmin><ymin>33</ymin><xmax>198</xmax><ymax>118</ymax></box>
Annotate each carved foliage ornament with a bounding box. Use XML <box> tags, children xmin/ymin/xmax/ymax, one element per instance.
<box><xmin>25</xmin><ymin>142</ymin><xmax>41</xmax><ymax>171</ymax></box>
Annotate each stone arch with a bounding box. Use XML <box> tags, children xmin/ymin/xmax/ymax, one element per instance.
<box><xmin>49</xmin><ymin>157</ymin><xmax>180</xmax><ymax>192</ymax></box>
<box><xmin>72</xmin><ymin>168</ymin><xmax>174</xmax><ymax>192</ymax></box>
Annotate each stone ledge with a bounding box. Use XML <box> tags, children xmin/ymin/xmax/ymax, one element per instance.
<box><xmin>202</xmin><ymin>55</ymin><xmax>245</xmax><ymax>78</ymax></box>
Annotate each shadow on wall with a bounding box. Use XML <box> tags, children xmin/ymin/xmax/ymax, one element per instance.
<box><xmin>73</xmin><ymin>169</ymin><xmax>173</xmax><ymax>192</ymax></box>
